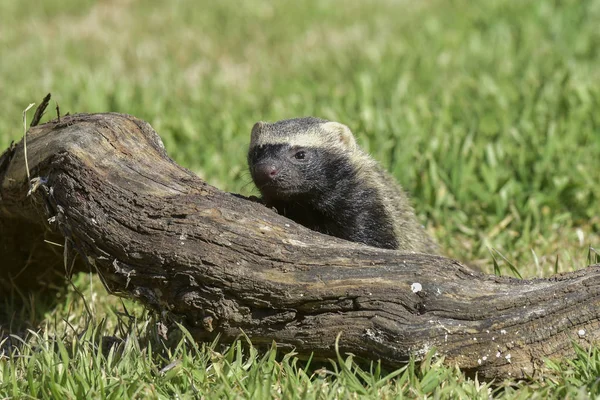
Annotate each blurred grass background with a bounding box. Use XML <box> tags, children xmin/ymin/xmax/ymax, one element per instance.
<box><xmin>1</xmin><ymin>0</ymin><xmax>600</xmax><ymax>397</ymax></box>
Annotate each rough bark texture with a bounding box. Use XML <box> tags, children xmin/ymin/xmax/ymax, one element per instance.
<box><xmin>1</xmin><ymin>112</ymin><xmax>599</xmax><ymax>380</ymax></box>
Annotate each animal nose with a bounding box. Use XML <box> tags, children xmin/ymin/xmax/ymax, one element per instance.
<box><xmin>253</xmin><ymin>163</ymin><xmax>279</xmax><ymax>185</ymax></box>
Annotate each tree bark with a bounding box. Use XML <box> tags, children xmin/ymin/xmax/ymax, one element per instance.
<box><xmin>1</xmin><ymin>112</ymin><xmax>599</xmax><ymax>380</ymax></box>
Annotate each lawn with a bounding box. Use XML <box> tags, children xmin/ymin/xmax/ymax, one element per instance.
<box><xmin>1</xmin><ymin>0</ymin><xmax>600</xmax><ymax>398</ymax></box>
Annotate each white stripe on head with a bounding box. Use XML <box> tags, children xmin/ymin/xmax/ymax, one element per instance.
<box><xmin>250</xmin><ymin>131</ymin><xmax>326</xmax><ymax>148</ymax></box>
<box><xmin>250</xmin><ymin>118</ymin><xmax>358</xmax><ymax>152</ymax></box>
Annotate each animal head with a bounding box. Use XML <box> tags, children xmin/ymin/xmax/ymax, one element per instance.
<box><xmin>248</xmin><ymin>117</ymin><xmax>359</xmax><ymax>202</ymax></box>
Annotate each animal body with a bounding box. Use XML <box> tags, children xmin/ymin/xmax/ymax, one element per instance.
<box><xmin>247</xmin><ymin>117</ymin><xmax>438</xmax><ymax>253</ymax></box>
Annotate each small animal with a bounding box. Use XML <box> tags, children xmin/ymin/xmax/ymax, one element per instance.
<box><xmin>247</xmin><ymin>117</ymin><xmax>438</xmax><ymax>253</ymax></box>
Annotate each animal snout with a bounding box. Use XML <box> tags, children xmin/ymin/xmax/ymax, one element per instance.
<box><xmin>253</xmin><ymin>163</ymin><xmax>279</xmax><ymax>185</ymax></box>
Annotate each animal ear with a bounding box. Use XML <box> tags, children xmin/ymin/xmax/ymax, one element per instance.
<box><xmin>251</xmin><ymin>121</ymin><xmax>265</xmax><ymax>145</ymax></box>
<box><xmin>322</xmin><ymin>122</ymin><xmax>357</xmax><ymax>151</ymax></box>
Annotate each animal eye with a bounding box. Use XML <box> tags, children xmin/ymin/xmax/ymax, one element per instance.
<box><xmin>294</xmin><ymin>151</ymin><xmax>306</xmax><ymax>160</ymax></box>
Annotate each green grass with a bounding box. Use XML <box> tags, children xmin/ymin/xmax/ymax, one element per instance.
<box><xmin>3</xmin><ymin>276</ymin><xmax>600</xmax><ymax>399</ymax></box>
<box><xmin>1</xmin><ymin>0</ymin><xmax>600</xmax><ymax>397</ymax></box>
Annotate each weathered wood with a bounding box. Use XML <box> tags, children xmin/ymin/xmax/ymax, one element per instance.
<box><xmin>1</xmin><ymin>112</ymin><xmax>598</xmax><ymax>380</ymax></box>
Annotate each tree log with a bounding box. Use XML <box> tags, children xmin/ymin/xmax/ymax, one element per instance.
<box><xmin>1</xmin><ymin>112</ymin><xmax>599</xmax><ymax>380</ymax></box>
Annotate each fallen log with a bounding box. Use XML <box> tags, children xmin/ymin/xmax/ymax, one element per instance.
<box><xmin>1</xmin><ymin>111</ymin><xmax>598</xmax><ymax>380</ymax></box>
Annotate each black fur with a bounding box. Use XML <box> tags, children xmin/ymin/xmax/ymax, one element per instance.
<box><xmin>249</xmin><ymin>143</ymin><xmax>398</xmax><ymax>249</ymax></box>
